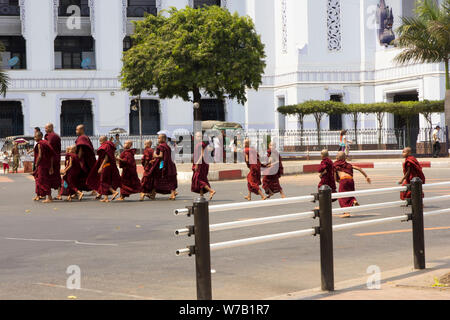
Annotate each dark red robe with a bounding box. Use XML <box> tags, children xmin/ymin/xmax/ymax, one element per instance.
<box><xmin>148</xmin><ymin>142</ymin><xmax>178</xmax><ymax>194</ymax></box>
<box><xmin>318</xmin><ymin>157</ymin><xmax>337</xmax><ymax>193</ymax></box>
<box><xmin>75</xmin><ymin>135</ymin><xmax>97</xmax><ymax>191</ymax></box>
<box><xmin>62</xmin><ymin>153</ymin><xmax>82</xmax><ymax>196</ymax></box>
<box><xmin>262</xmin><ymin>149</ymin><xmax>283</xmax><ymax>194</ymax></box>
<box><xmin>334</xmin><ymin>160</ymin><xmax>357</xmax><ymax>208</ymax></box>
<box><xmin>45</xmin><ymin>131</ymin><xmax>61</xmax><ymax>190</ymax></box>
<box><xmin>33</xmin><ymin>140</ymin><xmax>57</xmax><ymax>197</ymax></box>
<box><xmin>245</xmin><ymin>147</ymin><xmax>262</xmax><ymax>195</ymax></box>
<box><xmin>141</xmin><ymin>147</ymin><xmax>154</xmax><ymax>194</ymax></box>
<box><xmin>191</xmin><ymin>142</ymin><xmax>211</xmax><ymax>194</ymax></box>
<box><xmin>400</xmin><ymin>155</ymin><xmax>426</xmax><ymax>200</ymax></box>
<box><xmin>87</xmin><ymin>141</ymin><xmax>121</xmax><ymax>195</ymax></box>
<box><xmin>119</xmin><ymin>148</ymin><xmax>142</xmax><ymax>197</ymax></box>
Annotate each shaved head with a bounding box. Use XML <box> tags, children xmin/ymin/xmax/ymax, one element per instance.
<box><xmin>336</xmin><ymin>151</ymin><xmax>346</xmax><ymax>161</ymax></box>
<box><xmin>321</xmin><ymin>149</ymin><xmax>329</xmax><ymax>158</ymax></box>
<box><xmin>402</xmin><ymin>147</ymin><xmax>412</xmax><ymax>158</ymax></box>
<box><xmin>45</xmin><ymin>123</ymin><xmax>54</xmax><ymax>133</ymax></box>
<box><xmin>34</xmin><ymin>131</ymin><xmax>43</xmax><ymax>141</ymax></box>
<box><xmin>76</xmin><ymin>124</ymin><xmax>85</xmax><ymax>136</ymax></box>
<box><xmin>124</xmin><ymin>140</ymin><xmax>132</xmax><ymax>149</ymax></box>
<box><xmin>144</xmin><ymin>140</ymin><xmax>152</xmax><ymax>148</ymax></box>
<box><xmin>99</xmin><ymin>136</ymin><xmax>107</xmax><ymax>143</ymax></box>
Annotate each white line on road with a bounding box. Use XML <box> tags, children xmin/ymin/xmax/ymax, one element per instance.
<box><xmin>33</xmin><ymin>282</ymin><xmax>154</xmax><ymax>300</ymax></box>
<box><xmin>3</xmin><ymin>237</ymin><xmax>118</xmax><ymax>247</ymax></box>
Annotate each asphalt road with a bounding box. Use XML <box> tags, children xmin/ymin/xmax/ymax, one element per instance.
<box><xmin>0</xmin><ymin>168</ymin><xmax>449</xmax><ymax>300</ymax></box>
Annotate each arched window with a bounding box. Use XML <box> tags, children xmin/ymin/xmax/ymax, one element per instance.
<box><xmin>54</xmin><ymin>36</ymin><xmax>95</xmax><ymax>69</ymax></box>
<box><xmin>60</xmin><ymin>100</ymin><xmax>93</xmax><ymax>137</ymax></box>
<box><xmin>193</xmin><ymin>0</ymin><xmax>221</xmax><ymax>9</ymax></box>
<box><xmin>0</xmin><ymin>101</ymin><xmax>23</xmax><ymax>138</ymax></box>
<box><xmin>127</xmin><ymin>0</ymin><xmax>157</xmax><ymax>17</ymax></box>
<box><xmin>129</xmin><ymin>99</ymin><xmax>161</xmax><ymax>135</ymax></box>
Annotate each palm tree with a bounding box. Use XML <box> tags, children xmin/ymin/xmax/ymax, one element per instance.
<box><xmin>0</xmin><ymin>40</ymin><xmax>9</xmax><ymax>97</ymax></box>
<box><xmin>395</xmin><ymin>0</ymin><xmax>450</xmax><ymax>90</ymax></box>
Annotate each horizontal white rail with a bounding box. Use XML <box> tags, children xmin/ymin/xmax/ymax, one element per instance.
<box><xmin>423</xmin><ymin>195</ymin><xmax>450</xmax><ymax>204</ymax></box>
<box><xmin>332</xmin><ymin>200</ymin><xmax>407</xmax><ymax>215</ymax></box>
<box><xmin>332</xmin><ymin>186</ymin><xmax>407</xmax><ymax>200</ymax></box>
<box><xmin>332</xmin><ymin>215</ymin><xmax>409</xmax><ymax>232</ymax></box>
<box><xmin>174</xmin><ymin>195</ymin><xmax>315</xmax><ymax>216</ymax></box>
<box><xmin>424</xmin><ymin>208</ymin><xmax>450</xmax><ymax>217</ymax></box>
<box><xmin>210</xmin><ymin>228</ymin><xmax>316</xmax><ymax>252</ymax></box>
<box><xmin>176</xmin><ymin>248</ymin><xmax>191</xmax><ymax>256</ymax></box>
<box><xmin>422</xmin><ymin>181</ymin><xmax>450</xmax><ymax>190</ymax></box>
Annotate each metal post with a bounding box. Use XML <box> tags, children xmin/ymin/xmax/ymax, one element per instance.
<box><xmin>138</xmin><ymin>95</ymin><xmax>143</xmax><ymax>155</ymax></box>
<box><xmin>193</xmin><ymin>196</ymin><xmax>212</xmax><ymax>300</ymax></box>
<box><xmin>318</xmin><ymin>185</ymin><xmax>334</xmax><ymax>291</ymax></box>
<box><xmin>410</xmin><ymin>177</ymin><xmax>425</xmax><ymax>269</ymax></box>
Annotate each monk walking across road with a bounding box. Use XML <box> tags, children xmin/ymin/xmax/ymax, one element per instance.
<box><xmin>75</xmin><ymin>125</ymin><xmax>97</xmax><ymax>195</ymax></box>
<box><xmin>244</xmin><ymin>139</ymin><xmax>267</xmax><ymax>201</ymax></box>
<box><xmin>116</xmin><ymin>140</ymin><xmax>142</xmax><ymax>201</ymax></box>
<box><xmin>399</xmin><ymin>147</ymin><xmax>426</xmax><ymax>200</ymax></box>
<box><xmin>87</xmin><ymin>136</ymin><xmax>121</xmax><ymax>202</ymax></box>
<box><xmin>60</xmin><ymin>145</ymin><xmax>83</xmax><ymax>202</ymax></box>
<box><xmin>262</xmin><ymin>141</ymin><xmax>285</xmax><ymax>199</ymax></box>
<box><xmin>44</xmin><ymin>123</ymin><xmax>62</xmax><ymax>199</ymax></box>
<box><xmin>191</xmin><ymin>132</ymin><xmax>216</xmax><ymax>200</ymax></box>
<box><xmin>318</xmin><ymin>149</ymin><xmax>336</xmax><ymax>193</ymax></box>
<box><xmin>140</xmin><ymin>140</ymin><xmax>155</xmax><ymax>201</ymax></box>
<box><xmin>33</xmin><ymin>131</ymin><xmax>56</xmax><ymax>203</ymax></box>
<box><xmin>334</xmin><ymin>151</ymin><xmax>371</xmax><ymax>218</ymax></box>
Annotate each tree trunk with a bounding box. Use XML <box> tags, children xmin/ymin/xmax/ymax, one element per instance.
<box><xmin>353</xmin><ymin>112</ymin><xmax>358</xmax><ymax>146</ymax></box>
<box><xmin>314</xmin><ymin>113</ymin><xmax>322</xmax><ymax>148</ymax></box>
<box><xmin>445</xmin><ymin>58</ymin><xmax>449</xmax><ymax>90</ymax></box>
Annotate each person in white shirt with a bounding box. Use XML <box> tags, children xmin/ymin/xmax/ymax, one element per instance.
<box><xmin>432</xmin><ymin>125</ymin><xmax>441</xmax><ymax>158</ymax></box>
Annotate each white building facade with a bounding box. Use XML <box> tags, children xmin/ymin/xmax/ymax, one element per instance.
<box><xmin>0</xmin><ymin>0</ymin><xmax>447</xmax><ymax>138</ymax></box>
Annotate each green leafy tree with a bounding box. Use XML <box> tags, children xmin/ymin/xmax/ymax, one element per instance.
<box><xmin>0</xmin><ymin>41</ymin><xmax>9</xmax><ymax>97</ymax></box>
<box><xmin>120</xmin><ymin>6</ymin><xmax>266</xmax><ymax>124</ymax></box>
<box><xmin>395</xmin><ymin>0</ymin><xmax>450</xmax><ymax>89</ymax></box>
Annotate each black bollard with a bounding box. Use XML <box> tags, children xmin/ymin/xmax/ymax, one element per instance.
<box><xmin>318</xmin><ymin>185</ymin><xmax>334</xmax><ymax>291</ymax></box>
<box><xmin>193</xmin><ymin>196</ymin><xmax>212</xmax><ymax>300</ymax></box>
<box><xmin>410</xmin><ymin>177</ymin><xmax>425</xmax><ymax>269</ymax></box>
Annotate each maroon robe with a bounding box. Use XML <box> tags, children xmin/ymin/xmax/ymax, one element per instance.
<box><xmin>87</xmin><ymin>141</ymin><xmax>121</xmax><ymax>195</ymax></box>
<box><xmin>318</xmin><ymin>157</ymin><xmax>337</xmax><ymax>193</ymax></box>
<box><xmin>33</xmin><ymin>140</ymin><xmax>56</xmax><ymax>197</ymax></box>
<box><xmin>119</xmin><ymin>148</ymin><xmax>142</xmax><ymax>197</ymax></box>
<box><xmin>400</xmin><ymin>156</ymin><xmax>426</xmax><ymax>200</ymax></box>
<box><xmin>75</xmin><ymin>135</ymin><xmax>97</xmax><ymax>191</ymax></box>
<box><xmin>148</xmin><ymin>142</ymin><xmax>178</xmax><ymax>194</ymax></box>
<box><xmin>245</xmin><ymin>147</ymin><xmax>262</xmax><ymax>195</ymax></box>
<box><xmin>45</xmin><ymin>131</ymin><xmax>61</xmax><ymax>190</ymax></box>
<box><xmin>334</xmin><ymin>160</ymin><xmax>357</xmax><ymax>208</ymax></box>
<box><xmin>191</xmin><ymin>142</ymin><xmax>211</xmax><ymax>194</ymax></box>
<box><xmin>141</xmin><ymin>147</ymin><xmax>154</xmax><ymax>194</ymax></box>
<box><xmin>262</xmin><ymin>149</ymin><xmax>283</xmax><ymax>194</ymax></box>
<box><xmin>62</xmin><ymin>153</ymin><xmax>82</xmax><ymax>196</ymax></box>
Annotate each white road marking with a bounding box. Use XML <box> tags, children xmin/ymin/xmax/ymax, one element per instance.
<box><xmin>34</xmin><ymin>282</ymin><xmax>154</xmax><ymax>300</ymax></box>
<box><xmin>3</xmin><ymin>237</ymin><xmax>118</xmax><ymax>247</ymax></box>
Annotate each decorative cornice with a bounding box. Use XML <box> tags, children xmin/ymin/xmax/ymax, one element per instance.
<box><xmin>281</xmin><ymin>0</ymin><xmax>287</xmax><ymax>54</ymax></box>
<box><xmin>88</xmin><ymin>0</ymin><xmax>95</xmax><ymax>38</ymax></box>
<box><xmin>18</xmin><ymin>0</ymin><xmax>26</xmax><ymax>38</ymax></box>
<box><xmin>53</xmin><ymin>0</ymin><xmax>59</xmax><ymax>36</ymax></box>
<box><xmin>122</xmin><ymin>0</ymin><xmax>127</xmax><ymax>35</ymax></box>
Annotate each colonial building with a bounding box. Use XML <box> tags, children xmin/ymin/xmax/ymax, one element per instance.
<box><xmin>0</xmin><ymin>0</ymin><xmax>447</xmax><ymax>138</ymax></box>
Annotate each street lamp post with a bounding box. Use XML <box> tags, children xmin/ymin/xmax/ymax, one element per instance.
<box><xmin>138</xmin><ymin>95</ymin><xmax>143</xmax><ymax>155</ymax></box>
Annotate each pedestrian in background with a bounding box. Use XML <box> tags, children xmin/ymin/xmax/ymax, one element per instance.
<box><xmin>2</xmin><ymin>151</ymin><xmax>10</xmax><ymax>174</ymax></box>
<box><xmin>11</xmin><ymin>142</ymin><xmax>20</xmax><ymax>173</ymax></box>
<box><xmin>432</xmin><ymin>125</ymin><xmax>441</xmax><ymax>158</ymax></box>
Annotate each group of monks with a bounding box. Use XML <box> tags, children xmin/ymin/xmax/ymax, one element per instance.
<box><xmin>317</xmin><ymin>147</ymin><xmax>425</xmax><ymax>218</ymax></box>
<box><xmin>33</xmin><ymin>124</ymin><xmax>180</xmax><ymax>203</ymax></box>
<box><xmin>32</xmin><ymin>123</ymin><xmax>426</xmax><ymax>211</ymax></box>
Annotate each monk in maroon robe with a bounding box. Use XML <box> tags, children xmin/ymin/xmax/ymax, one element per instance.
<box><xmin>33</xmin><ymin>131</ymin><xmax>56</xmax><ymax>203</ymax></box>
<box><xmin>87</xmin><ymin>136</ymin><xmax>121</xmax><ymax>202</ymax></box>
<box><xmin>191</xmin><ymin>132</ymin><xmax>216</xmax><ymax>200</ymax></box>
<box><xmin>148</xmin><ymin>134</ymin><xmax>178</xmax><ymax>200</ymax></box>
<box><xmin>116</xmin><ymin>140</ymin><xmax>142</xmax><ymax>201</ymax></box>
<box><xmin>262</xmin><ymin>142</ymin><xmax>285</xmax><ymax>198</ymax></box>
<box><xmin>60</xmin><ymin>145</ymin><xmax>83</xmax><ymax>201</ymax></box>
<box><xmin>318</xmin><ymin>149</ymin><xmax>337</xmax><ymax>193</ymax></box>
<box><xmin>334</xmin><ymin>152</ymin><xmax>371</xmax><ymax>218</ymax></box>
<box><xmin>244</xmin><ymin>139</ymin><xmax>267</xmax><ymax>201</ymax></box>
<box><xmin>399</xmin><ymin>147</ymin><xmax>426</xmax><ymax>200</ymax></box>
<box><xmin>75</xmin><ymin>125</ymin><xmax>97</xmax><ymax>194</ymax></box>
<box><xmin>44</xmin><ymin>123</ymin><xmax>62</xmax><ymax>197</ymax></box>
<box><xmin>140</xmin><ymin>140</ymin><xmax>155</xmax><ymax>201</ymax></box>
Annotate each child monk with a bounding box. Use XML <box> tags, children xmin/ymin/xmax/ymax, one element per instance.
<box><xmin>334</xmin><ymin>151</ymin><xmax>371</xmax><ymax>218</ymax></box>
<box><xmin>244</xmin><ymin>138</ymin><xmax>267</xmax><ymax>201</ymax></box>
<box><xmin>191</xmin><ymin>132</ymin><xmax>216</xmax><ymax>200</ymax></box>
<box><xmin>116</xmin><ymin>140</ymin><xmax>142</xmax><ymax>201</ymax></box>
<box><xmin>140</xmin><ymin>140</ymin><xmax>154</xmax><ymax>201</ymax></box>
<box><xmin>33</xmin><ymin>131</ymin><xmax>56</xmax><ymax>203</ymax></box>
<box><xmin>60</xmin><ymin>146</ymin><xmax>83</xmax><ymax>201</ymax></box>
<box><xmin>318</xmin><ymin>149</ymin><xmax>336</xmax><ymax>193</ymax></box>
<box><xmin>262</xmin><ymin>141</ymin><xmax>286</xmax><ymax>198</ymax></box>
<box><xmin>398</xmin><ymin>147</ymin><xmax>426</xmax><ymax>200</ymax></box>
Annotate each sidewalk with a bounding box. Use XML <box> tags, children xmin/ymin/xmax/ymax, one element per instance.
<box><xmin>269</xmin><ymin>256</ymin><xmax>450</xmax><ymax>300</ymax></box>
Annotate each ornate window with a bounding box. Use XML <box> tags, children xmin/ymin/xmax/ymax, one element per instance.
<box><xmin>327</xmin><ymin>0</ymin><xmax>341</xmax><ymax>51</ymax></box>
<box><xmin>281</xmin><ymin>0</ymin><xmax>287</xmax><ymax>54</ymax></box>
